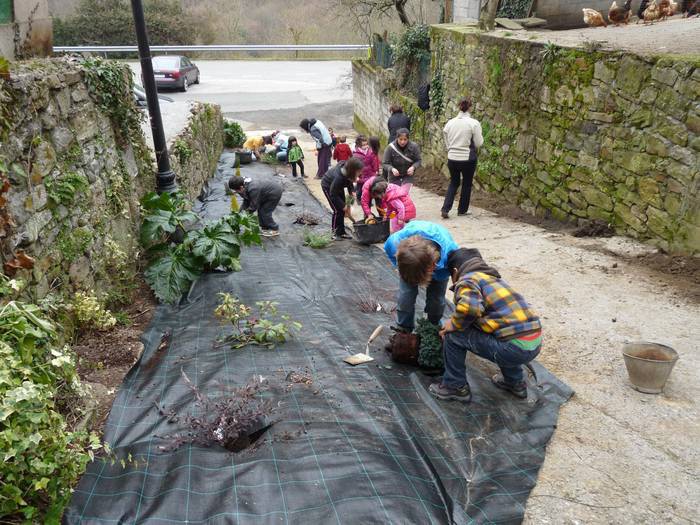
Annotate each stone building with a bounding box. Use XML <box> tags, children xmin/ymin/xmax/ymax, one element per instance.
<box><xmin>0</xmin><ymin>0</ymin><xmax>52</xmax><ymax>59</ymax></box>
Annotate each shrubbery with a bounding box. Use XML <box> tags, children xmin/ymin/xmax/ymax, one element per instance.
<box><xmin>0</xmin><ymin>278</ymin><xmax>101</xmax><ymax>521</ymax></box>
<box><xmin>223</xmin><ymin>121</ymin><xmax>246</xmax><ymax>149</ymax></box>
<box><xmin>54</xmin><ymin>0</ymin><xmax>202</xmax><ymax>47</ymax></box>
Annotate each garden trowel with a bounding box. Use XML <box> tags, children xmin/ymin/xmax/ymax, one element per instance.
<box><xmin>344</xmin><ymin>325</ymin><xmax>384</xmax><ymax>366</ymax></box>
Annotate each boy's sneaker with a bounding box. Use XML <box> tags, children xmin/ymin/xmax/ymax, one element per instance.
<box><xmin>491</xmin><ymin>374</ymin><xmax>527</xmax><ymax>399</ymax></box>
<box><xmin>261</xmin><ymin>229</ymin><xmax>280</xmax><ymax>238</ymax></box>
<box><xmin>441</xmin><ymin>211</ymin><xmax>449</xmax><ymax>219</ymax></box>
<box><xmin>334</xmin><ymin>233</ymin><xmax>352</xmax><ymax>240</ymax></box>
<box><xmin>429</xmin><ymin>383</ymin><xmax>471</xmax><ymax>402</ymax></box>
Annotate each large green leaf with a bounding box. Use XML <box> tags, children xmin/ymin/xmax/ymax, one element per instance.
<box><xmin>140</xmin><ymin>191</ymin><xmax>177</xmax><ymax>212</ymax></box>
<box><xmin>144</xmin><ymin>247</ymin><xmax>202</xmax><ymax>304</ymax></box>
<box><xmin>139</xmin><ymin>209</ymin><xmax>197</xmax><ymax>245</ymax></box>
<box><xmin>190</xmin><ymin>222</ymin><xmax>241</xmax><ymax>268</ymax></box>
<box><xmin>140</xmin><ymin>209</ymin><xmax>177</xmax><ymax>244</ymax></box>
<box><xmin>224</xmin><ymin>212</ymin><xmax>262</xmax><ymax>246</ymax></box>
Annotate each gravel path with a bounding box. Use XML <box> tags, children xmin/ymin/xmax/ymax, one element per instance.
<box><xmin>497</xmin><ymin>15</ymin><xmax>700</xmax><ymax>55</ymax></box>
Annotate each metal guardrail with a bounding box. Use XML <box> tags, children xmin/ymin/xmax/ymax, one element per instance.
<box><xmin>54</xmin><ymin>44</ymin><xmax>370</xmax><ymax>53</ymax></box>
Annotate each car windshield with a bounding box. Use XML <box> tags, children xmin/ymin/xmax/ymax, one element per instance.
<box><xmin>152</xmin><ymin>56</ymin><xmax>180</xmax><ymax>70</ymax></box>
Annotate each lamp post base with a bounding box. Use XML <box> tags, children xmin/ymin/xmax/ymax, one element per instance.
<box><xmin>156</xmin><ymin>169</ymin><xmax>177</xmax><ymax>194</ymax></box>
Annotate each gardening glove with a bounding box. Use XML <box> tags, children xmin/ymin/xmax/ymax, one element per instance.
<box><xmin>230</xmin><ymin>194</ymin><xmax>239</xmax><ymax>212</ymax></box>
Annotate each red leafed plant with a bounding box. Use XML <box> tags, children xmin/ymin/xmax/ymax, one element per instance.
<box><xmin>159</xmin><ymin>370</ymin><xmax>273</xmax><ymax>452</ymax></box>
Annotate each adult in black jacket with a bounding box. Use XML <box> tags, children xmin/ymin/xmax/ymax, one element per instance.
<box><xmin>321</xmin><ymin>157</ymin><xmax>363</xmax><ymax>239</ymax></box>
<box><xmin>387</xmin><ymin>104</ymin><xmax>411</xmax><ymax>144</ymax></box>
<box><xmin>228</xmin><ymin>175</ymin><xmax>283</xmax><ymax>236</ymax></box>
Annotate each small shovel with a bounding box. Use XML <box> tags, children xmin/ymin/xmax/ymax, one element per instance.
<box><xmin>344</xmin><ymin>325</ymin><xmax>384</xmax><ymax>366</ymax></box>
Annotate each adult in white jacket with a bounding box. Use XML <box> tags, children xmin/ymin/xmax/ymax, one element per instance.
<box><xmin>441</xmin><ymin>98</ymin><xmax>484</xmax><ymax>218</ymax></box>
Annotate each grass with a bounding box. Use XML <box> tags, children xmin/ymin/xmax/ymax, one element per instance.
<box><xmin>303</xmin><ymin>229</ymin><xmax>333</xmax><ymax>249</ymax></box>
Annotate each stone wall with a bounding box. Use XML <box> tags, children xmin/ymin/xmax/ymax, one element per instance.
<box><xmin>352</xmin><ymin>27</ymin><xmax>700</xmax><ymax>254</ymax></box>
<box><xmin>0</xmin><ymin>58</ymin><xmax>223</xmax><ymax>303</ymax></box>
<box><xmin>168</xmin><ymin>102</ymin><xmax>224</xmax><ymax>202</ymax></box>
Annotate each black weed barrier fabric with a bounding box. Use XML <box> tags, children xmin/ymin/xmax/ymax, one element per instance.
<box><xmin>65</xmin><ymin>160</ymin><xmax>573</xmax><ymax>525</ymax></box>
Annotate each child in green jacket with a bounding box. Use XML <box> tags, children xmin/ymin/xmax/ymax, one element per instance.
<box><xmin>287</xmin><ymin>136</ymin><xmax>305</xmax><ymax>178</ymax></box>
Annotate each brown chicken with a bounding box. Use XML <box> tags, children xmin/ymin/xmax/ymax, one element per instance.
<box><xmin>608</xmin><ymin>0</ymin><xmax>632</xmax><ymax>25</ymax></box>
<box><xmin>643</xmin><ymin>0</ymin><xmax>662</xmax><ymax>22</ymax></box>
<box><xmin>583</xmin><ymin>8</ymin><xmax>608</xmax><ymax>26</ymax></box>
<box><xmin>658</xmin><ymin>0</ymin><xmax>672</xmax><ymax>18</ymax></box>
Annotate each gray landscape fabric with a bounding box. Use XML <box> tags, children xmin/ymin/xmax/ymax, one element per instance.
<box><xmin>65</xmin><ymin>159</ymin><xmax>573</xmax><ymax>524</ymax></box>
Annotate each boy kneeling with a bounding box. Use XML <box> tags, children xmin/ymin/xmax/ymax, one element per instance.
<box><xmin>430</xmin><ymin>248</ymin><xmax>542</xmax><ymax>402</ymax></box>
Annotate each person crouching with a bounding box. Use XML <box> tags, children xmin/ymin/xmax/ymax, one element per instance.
<box><xmin>371</xmin><ymin>179</ymin><xmax>416</xmax><ymax>233</ymax></box>
<box><xmin>228</xmin><ymin>175</ymin><xmax>283</xmax><ymax>237</ymax></box>
<box><xmin>429</xmin><ymin>248</ymin><xmax>542</xmax><ymax>402</ymax></box>
<box><xmin>321</xmin><ymin>157</ymin><xmax>362</xmax><ymax>240</ymax></box>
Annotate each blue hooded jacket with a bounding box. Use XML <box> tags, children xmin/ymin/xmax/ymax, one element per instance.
<box><xmin>383</xmin><ymin>221</ymin><xmax>458</xmax><ymax>282</ymax></box>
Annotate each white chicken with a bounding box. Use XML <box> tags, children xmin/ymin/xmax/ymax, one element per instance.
<box><xmin>583</xmin><ymin>7</ymin><xmax>608</xmax><ymax>26</ymax></box>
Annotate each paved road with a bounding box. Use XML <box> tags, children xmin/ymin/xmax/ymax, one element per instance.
<box><xmin>129</xmin><ymin>60</ymin><xmax>353</xmax><ymax>134</ymax></box>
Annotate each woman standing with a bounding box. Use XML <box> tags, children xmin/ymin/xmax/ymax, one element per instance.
<box><xmin>382</xmin><ymin>128</ymin><xmax>421</xmax><ymax>188</ymax></box>
<box><xmin>387</xmin><ymin>104</ymin><xmax>411</xmax><ymax>144</ymax></box>
<box><xmin>441</xmin><ymin>97</ymin><xmax>483</xmax><ymax>218</ymax></box>
<box><xmin>299</xmin><ymin>118</ymin><xmax>333</xmax><ymax>178</ymax></box>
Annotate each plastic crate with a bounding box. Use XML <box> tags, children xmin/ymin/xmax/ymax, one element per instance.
<box><xmin>354</xmin><ymin>220</ymin><xmax>390</xmax><ymax>245</ymax></box>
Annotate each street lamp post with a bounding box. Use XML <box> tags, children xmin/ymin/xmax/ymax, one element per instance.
<box><xmin>130</xmin><ymin>0</ymin><xmax>176</xmax><ymax>193</ymax></box>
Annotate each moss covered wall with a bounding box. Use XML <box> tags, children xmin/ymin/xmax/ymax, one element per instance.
<box><xmin>353</xmin><ymin>27</ymin><xmax>700</xmax><ymax>254</ymax></box>
<box><xmin>0</xmin><ymin>58</ymin><xmax>224</xmax><ymax>304</ymax></box>
<box><xmin>168</xmin><ymin>102</ymin><xmax>224</xmax><ymax>202</ymax></box>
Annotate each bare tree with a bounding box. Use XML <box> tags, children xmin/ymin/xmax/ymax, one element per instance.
<box><xmin>339</xmin><ymin>0</ymin><xmax>413</xmax><ymax>28</ymax></box>
<box><xmin>479</xmin><ymin>0</ymin><xmax>499</xmax><ymax>31</ymax></box>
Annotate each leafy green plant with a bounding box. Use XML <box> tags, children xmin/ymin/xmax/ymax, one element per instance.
<box><xmin>260</xmin><ymin>150</ymin><xmax>280</xmax><ymax>165</ymax></box>
<box><xmin>393</xmin><ymin>24</ymin><xmax>431</xmax><ymax>95</ymax></box>
<box><xmin>0</xmin><ymin>282</ymin><xmax>102</xmax><ymax>521</ymax></box>
<box><xmin>139</xmin><ymin>192</ymin><xmax>262</xmax><ymax>304</ymax></box>
<box><xmin>70</xmin><ymin>291</ymin><xmax>117</xmax><ymax>330</ymax></box>
<box><xmin>223</xmin><ymin>120</ymin><xmax>246</xmax><ymax>149</ymax></box>
<box><xmin>105</xmin><ymin>163</ymin><xmax>132</xmax><ymax>215</ymax></box>
<box><xmin>81</xmin><ymin>57</ymin><xmax>144</xmax><ymax>146</ymax></box>
<box><xmin>393</xmin><ymin>24</ymin><xmax>430</xmax><ymax>63</ymax></box>
<box><xmin>416</xmin><ymin>318</ymin><xmax>443</xmax><ymax>369</ymax></box>
<box><xmin>56</xmin><ymin>226</ymin><xmax>93</xmax><ymax>263</ymax></box>
<box><xmin>214</xmin><ymin>293</ymin><xmax>302</xmax><ymax>349</ymax></box>
<box><xmin>139</xmin><ymin>191</ymin><xmax>197</xmax><ymax>247</ymax></box>
<box><xmin>44</xmin><ymin>171</ymin><xmax>89</xmax><ymax>207</ymax></box>
<box><xmin>173</xmin><ymin>138</ymin><xmax>193</xmax><ymax>164</ymax></box>
<box><xmin>541</xmin><ymin>41</ymin><xmax>562</xmax><ymax>64</ymax></box>
<box><xmin>303</xmin><ymin>229</ymin><xmax>333</xmax><ymax>249</ymax></box>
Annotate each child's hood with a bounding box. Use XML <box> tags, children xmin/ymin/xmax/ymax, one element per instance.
<box><xmin>384</xmin><ymin>183</ymin><xmax>410</xmax><ymax>201</ymax></box>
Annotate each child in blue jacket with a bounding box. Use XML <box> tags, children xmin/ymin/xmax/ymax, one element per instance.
<box><xmin>384</xmin><ymin>221</ymin><xmax>458</xmax><ymax>332</ymax></box>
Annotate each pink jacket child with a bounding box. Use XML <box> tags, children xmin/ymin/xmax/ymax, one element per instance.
<box><xmin>361</xmin><ymin>175</ymin><xmax>381</xmax><ymax>217</ymax></box>
<box><xmin>382</xmin><ymin>183</ymin><xmax>416</xmax><ymax>232</ymax></box>
<box><xmin>353</xmin><ymin>145</ymin><xmax>380</xmax><ymax>188</ymax></box>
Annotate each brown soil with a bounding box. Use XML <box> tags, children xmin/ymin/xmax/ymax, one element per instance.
<box><xmin>73</xmin><ymin>279</ymin><xmax>156</xmax><ymax>434</ymax></box>
<box><xmin>387</xmin><ymin>332</ymin><xmax>420</xmax><ymax>365</ymax></box>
